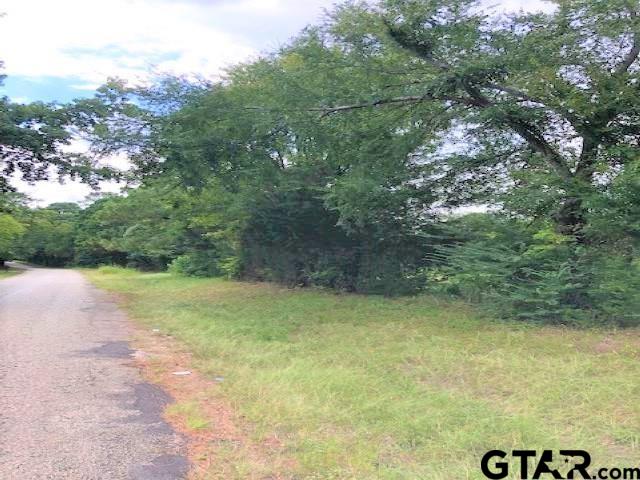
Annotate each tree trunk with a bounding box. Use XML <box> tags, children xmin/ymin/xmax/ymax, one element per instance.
<box><xmin>554</xmin><ymin>196</ymin><xmax>587</xmax><ymax>242</ymax></box>
<box><xmin>557</xmin><ymin>145</ymin><xmax>597</xmax><ymax>242</ymax></box>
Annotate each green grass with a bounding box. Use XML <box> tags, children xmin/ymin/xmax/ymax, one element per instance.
<box><xmin>86</xmin><ymin>267</ymin><xmax>640</xmax><ymax>479</ymax></box>
<box><xmin>166</xmin><ymin>401</ymin><xmax>211</xmax><ymax>431</ymax></box>
<box><xmin>0</xmin><ymin>267</ymin><xmax>21</xmax><ymax>280</ymax></box>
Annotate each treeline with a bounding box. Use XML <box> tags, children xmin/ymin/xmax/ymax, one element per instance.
<box><xmin>4</xmin><ymin>0</ymin><xmax>640</xmax><ymax>325</ymax></box>
<box><xmin>7</xmin><ymin>172</ymin><xmax>640</xmax><ymax>326</ymax></box>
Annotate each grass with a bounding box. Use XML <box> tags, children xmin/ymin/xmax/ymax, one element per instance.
<box><xmin>86</xmin><ymin>266</ymin><xmax>640</xmax><ymax>479</ymax></box>
<box><xmin>166</xmin><ymin>401</ymin><xmax>211</xmax><ymax>431</ymax></box>
<box><xmin>0</xmin><ymin>267</ymin><xmax>21</xmax><ymax>280</ymax></box>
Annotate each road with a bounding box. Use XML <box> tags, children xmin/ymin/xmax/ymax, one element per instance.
<box><xmin>0</xmin><ymin>265</ymin><xmax>188</xmax><ymax>479</ymax></box>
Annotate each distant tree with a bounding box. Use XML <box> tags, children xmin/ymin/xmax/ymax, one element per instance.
<box><xmin>72</xmin><ymin>178</ymin><xmax>236</xmax><ymax>273</ymax></box>
<box><xmin>0</xmin><ymin>190</ymin><xmax>27</xmax><ymax>267</ymax></box>
<box><xmin>47</xmin><ymin>202</ymin><xmax>82</xmax><ymax>215</ymax></box>
<box><xmin>0</xmin><ymin>213</ymin><xmax>24</xmax><ymax>267</ymax></box>
<box><xmin>15</xmin><ymin>205</ymin><xmax>78</xmax><ymax>267</ymax></box>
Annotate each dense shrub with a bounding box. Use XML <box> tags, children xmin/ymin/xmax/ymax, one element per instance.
<box><xmin>237</xmin><ymin>179</ymin><xmax>433</xmax><ymax>296</ymax></box>
<box><xmin>0</xmin><ymin>213</ymin><xmax>24</xmax><ymax>266</ymax></box>
<box><xmin>429</xmin><ymin>214</ymin><xmax>640</xmax><ymax>326</ymax></box>
<box><xmin>169</xmin><ymin>251</ymin><xmax>224</xmax><ymax>277</ymax></box>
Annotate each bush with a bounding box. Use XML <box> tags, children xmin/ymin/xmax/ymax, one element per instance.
<box><xmin>584</xmin><ymin>254</ymin><xmax>640</xmax><ymax>326</ymax></box>
<box><xmin>169</xmin><ymin>251</ymin><xmax>225</xmax><ymax>277</ymax></box>
<box><xmin>237</xmin><ymin>180</ymin><xmax>434</xmax><ymax>296</ymax></box>
<box><xmin>428</xmin><ymin>214</ymin><xmax>640</xmax><ymax>326</ymax></box>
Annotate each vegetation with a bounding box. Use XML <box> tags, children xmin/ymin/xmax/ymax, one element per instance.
<box><xmin>3</xmin><ymin>0</ymin><xmax>640</xmax><ymax>324</ymax></box>
<box><xmin>0</xmin><ymin>63</ymin><xmax>115</xmax><ymax>192</ymax></box>
<box><xmin>2</xmin><ymin>1</ymin><xmax>639</xmax><ymax>477</ymax></box>
<box><xmin>0</xmin><ymin>267</ymin><xmax>19</xmax><ymax>279</ymax></box>
<box><xmin>0</xmin><ymin>213</ymin><xmax>24</xmax><ymax>267</ymax></box>
<box><xmin>0</xmin><ymin>193</ymin><xmax>25</xmax><ymax>267</ymax></box>
<box><xmin>14</xmin><ymin>202</ymin><xmax>79</xmax><ymax>267</ymax></box>
<box><xmin>81</xmin><ymin>0</ymin><xmax>640</xmax><ymax>324</ymax></box>
<box><xmin>88</xmin><ymin>267</ymin><xmax>640</xmax><ymax>479</ymax></box>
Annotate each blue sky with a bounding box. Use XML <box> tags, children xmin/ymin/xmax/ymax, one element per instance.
<box><xmin>0</xmin><ymin>0</ymin><xmax>550</xmax><ymax>204</ymax></box>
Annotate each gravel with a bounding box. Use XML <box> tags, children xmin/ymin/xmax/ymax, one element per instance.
<box><xmin>0</xmin><ymin>266</ymin><xmax>188</xmax><ymax>479</ymax></box>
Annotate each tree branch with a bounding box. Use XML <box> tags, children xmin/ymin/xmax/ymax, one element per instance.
<box><xmin>614</xmin><ymin>11</ymin><xmax>639</xmax><ymax>75</ymax></box>
<box><xmin>384</xmin><ymin>19</ymin><xmax>451</xmax><ymax>71</ymax></box>
<box><xmin>383</xmin><ymin>18</ymin><xmax>574</xmax><ymax>181</ymax></box>
<box><xmin>462</xmin><ymin>83</ymin><xmax>574</xmax><ymax>181</ymax></box>
<box><xmin>483</xmin><ymin>82</ymin><xmax>588</xmax><ymax>133</ymax></box>
<box><xmin>314</xmin><ymin>95</ymin><xmax>430</xmax><ymax>117</ymax></box>
<box><xmin>485</xmin><ymin>83</ymin><xmax>541</xmax><ymax>104</ymax></box>
<box><xmin>616</xmin><ymin>36</ymin><xmax>640</xmax><ymax>74</ymax></box>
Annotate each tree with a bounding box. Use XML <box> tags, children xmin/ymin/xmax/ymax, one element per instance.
<box><xmin>311</xmin><ymin>0</ymin><xmax>640</xmax><ymax>239</ymax></box>
<box><xmin>0</xmin><ymin>213</ymin><xmax>24</xmax><ymax>267</ymax></box>
<box><xmin>0</xmin><ymin>61</ymin><xmax>117</xmax><ymax>192</ymax></box>
<box><xmin>15</xmin><ymin>205</ymin><xmax>78</xmax><ymax>267</ymax></box>
<box><xmin>73</xmin><ymin>178</ymin><xmax>235</xmax><ymax>273</ymax></box>
<box><xmin>93</xmin><ymin>1</ymin><xmax>640</xmax><ymax>241</ymax></box>
<box><xmin>0</xmin><ymin>190</ymin><xmax>27</xmax><ymax>267</ymax></box>
<box><xmin>71</xmin><ymin>0</ymin><xmax>640</xmax><ymax>316</ymax></box>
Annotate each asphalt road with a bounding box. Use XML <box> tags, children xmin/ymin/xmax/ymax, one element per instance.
<box><xmin>0</xmin><ymin>265</ymin><xmax>188</xmax><ymax>479</ymax></box>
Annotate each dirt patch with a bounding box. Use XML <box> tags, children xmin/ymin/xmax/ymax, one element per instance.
<box><xmin>593</xmin><ymin>336</ymin><xmax>620</xmax><ymax>354</ymax></box>
<box><xmin>533</xmin><ymin>327</ymin><xmax>640</xmax><ymax>356</ymax></box>
<box><xmin>128</xmin><ymin>325</ymin><xmax>298</xmax><ymax>480</ymax></box>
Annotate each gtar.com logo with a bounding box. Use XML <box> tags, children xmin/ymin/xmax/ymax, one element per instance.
<box><xmin>481</xmin><ymin>450</ymin><xmax>640</xmax><ymax>480</ymax></box>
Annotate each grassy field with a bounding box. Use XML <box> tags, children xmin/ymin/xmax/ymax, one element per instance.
<box><xmin>86</xmin><ymin>267</ymin><xmax>640</xmax><ymax>479</ymax></box>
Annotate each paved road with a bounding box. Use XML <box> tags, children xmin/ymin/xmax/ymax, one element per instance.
<box><xmin>0</xmin><ymin>265</ymin><xmax>188</xmax><ymax>479</ymax></box>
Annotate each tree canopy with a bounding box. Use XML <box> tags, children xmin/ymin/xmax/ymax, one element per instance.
<box><xmin>0</xmin><ymin>63</ymin><xmax>119</xmax><ymax>192</ymax></box>
<box><xmin>6</xmin><ymin>0</ymin><xmax>640</xmax><ymax>324</ymax></box>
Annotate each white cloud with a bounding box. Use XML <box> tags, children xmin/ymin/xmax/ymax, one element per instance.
<box><xmin>69</xmin><ymin>83</ymin><xmax>102</xmax><ymax>91</ymax></box>
<box><xmin>0</xmin><ymin>0</ymin><xmax>551</xmax><ymax>85</ymax></box>
<box><xmin>217</xmin><ymin>0</ymin><xmax>286</xmax><ymax>14</ymax></box>
<box><xmin>0</xmin><ymin>0</ymin><xmax>258</xmax><ymax>83</ymax></box>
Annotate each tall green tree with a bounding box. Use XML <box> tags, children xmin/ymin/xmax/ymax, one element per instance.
<box><xmin>313</xmin><ymin>0</ymin><xmax>640</xmax><ymax>239</ymax></box>
<box><xmin>90</xmin><ymin>1</ymin><xmax>640</xmax><ymax>241</ymax></box>
<box><xmin>73</xmin><ymin>0</ymin><xmax>640</xmax><ymax>314</ymax></box>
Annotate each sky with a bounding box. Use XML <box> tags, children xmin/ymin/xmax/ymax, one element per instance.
<box><xmin>0</xmin><ymin>0</ymin><xmax>551</xmax><ymax>205</ymax></box>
